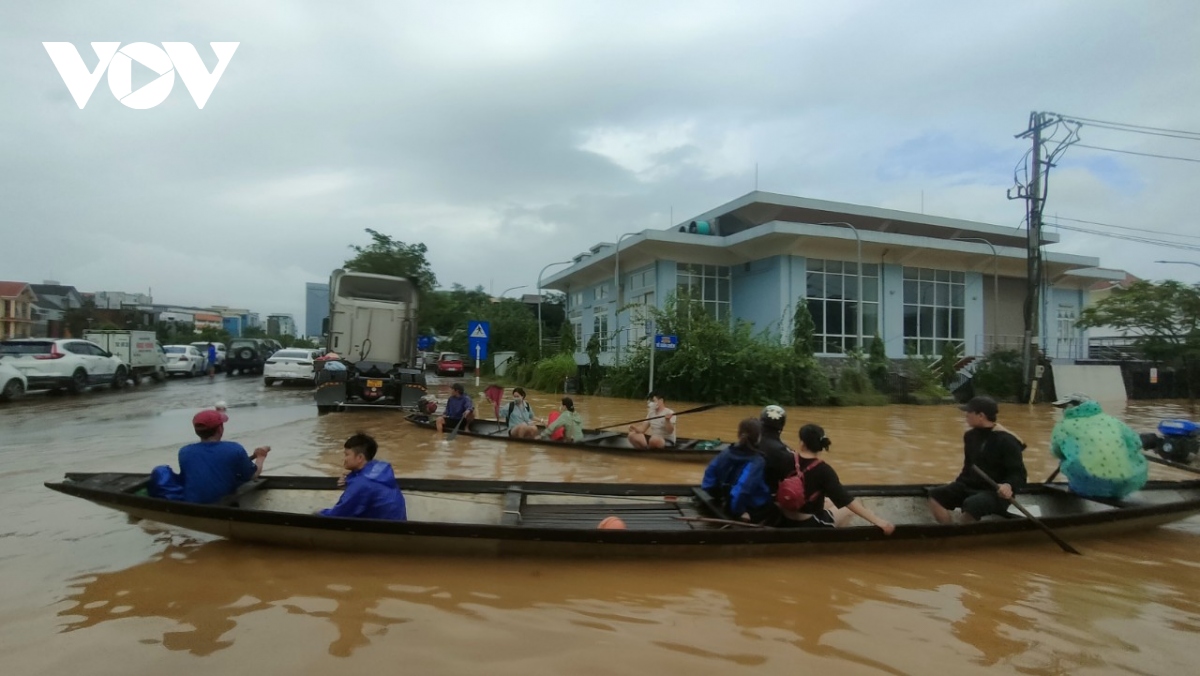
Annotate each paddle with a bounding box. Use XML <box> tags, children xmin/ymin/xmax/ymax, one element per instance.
<box><xmin>671</xmin><ymin>515</ymin><xmax>765</xmax><ymax>529</ymax></box>
<box><xmin>447</xmin><ymin>415</ymin><xmax>467</xmax><ymax>441</ymax></box>
<box><xmin>1144</xmin><ymin>452</ymin><xmax>1200</xmax><ymax>476</ymax></box>
<box><xmin>591</xmin><ymin>403</ymin><xmax>723</xmax><ymax>433</ymax></box>
<box><xmin>1044</xmin><ymin>464</ymin><xmax>1062</xmax><ymax>483</ymax></box>
<box><xmin>970</xmin><ymin>465</ymin><xmax>1081</xmax><ymax>555</ymax></box>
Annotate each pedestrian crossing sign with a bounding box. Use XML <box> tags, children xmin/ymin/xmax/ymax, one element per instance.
<box><xmin>470</xmin><ymin>324</ymin><xmax>488</xmax><ymax>339</ymax></box>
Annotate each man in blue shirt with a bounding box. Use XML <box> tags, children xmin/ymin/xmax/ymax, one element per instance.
<box><xmin>435</xmin><ymin>383</ymin><xmax>475</xmax><ymax>433</ymax></box>
<box><xmin>318</xmin><ymin>432</ymin><xmax>407</xmax><ymax>520</ymax></box>
<box><xmin>206</xmin><ymin>343</ymin><xmax>218</xmax><ymax>380</ymax></box>
<box><xmin>178</xmin><ymin>409</ymin><xmax>270</xmax><ymax>504</ymax></box>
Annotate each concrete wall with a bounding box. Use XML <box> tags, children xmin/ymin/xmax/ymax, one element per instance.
<box><xmin>731</xmin><ymin>256</ymin><xmax>783</xmax><ymax>337</ymax></box>
<box><xmin>880</xmin><ymin>264</ymin><xmax>905</xmax><ymax>358</ymax></box>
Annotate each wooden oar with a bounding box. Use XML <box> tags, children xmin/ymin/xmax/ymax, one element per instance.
<box><xmin>591</xmin><ymin>403</ymin><xmax>723</xmax><ymax>432</ymax></box>
<box><xmin>1144</xmin><ymin>452</ymin><xmax>1200</xmax><ymax>475</ymax></box>
<box><xmin>447</xmin><ymin>416</ymin><xmax>467</xmax><ymax>441</ymax></box>
<box><xmin>1044</xmin><ymin>464</ymin><xmax>1062</xmax><ymax>482</ymax></box>
<box><xmin>970</xmin><ymin>465</ymin><xmax>1081</xmax><ymax>555</ymax></box>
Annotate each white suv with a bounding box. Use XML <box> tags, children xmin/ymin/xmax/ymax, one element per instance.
<box><xmin>0</xmin><ymin>338</ymin><xmax>130</xmax><ymax>394</ymax></box>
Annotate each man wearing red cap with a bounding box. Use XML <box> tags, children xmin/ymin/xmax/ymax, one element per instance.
<box><xmin>178</xmin><ymin>409</ymin><xmax>271</xmax><ymax>504</ymax></box>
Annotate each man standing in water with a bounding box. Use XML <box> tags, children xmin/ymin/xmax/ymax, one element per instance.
<box><xmin>627</xmin><ymin>391</ymin><xmax>676</xmax><ymax>449</ymax></box>
<box><xmin>928</xmin><ymin>396</ymin><xmax>1027</xmax><ymax>524</ymax></box>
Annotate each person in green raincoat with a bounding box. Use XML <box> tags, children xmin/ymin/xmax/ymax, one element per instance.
<box><xmin>1050</xmin><ymin>393</ymin><xmax>1147</xmax><ymax>499</ymax></box>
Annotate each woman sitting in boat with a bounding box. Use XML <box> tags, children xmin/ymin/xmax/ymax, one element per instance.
<box><xmin>700</xmin><ymin>418</ymin><xmax>774</xmax><ymax>522</ymax></box>
<box><xmin>504</xmin><ymin>387</ymin><xmax>540</xmax><ymax>439</ymax></box>
<box><xmin>539</xmin><ymin>397</ymin><xmax>584</xmax><ymax>443</ymax></box>
<box><xmin>776</xmin><ymin>424</ymin><xmax>895</xmax><ymax>534</ymax></box>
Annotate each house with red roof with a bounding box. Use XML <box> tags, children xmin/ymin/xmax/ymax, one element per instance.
<box><xmin>0</xmin><ymin>281</ymin><xmax>38</xmax><ymax>339</ymax></box>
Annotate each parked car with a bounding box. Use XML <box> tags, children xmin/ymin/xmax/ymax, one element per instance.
<box><xmin>190</xmin><ymin>341</ymin><xmax>227</xmax><ymax>371</ymax></box>
<box><xmin>436</xmin><ymin>352</ymin><xmax>465</xmax><ymax>377</ymax></box>
<box><xmin>0</xmin><ymin>360</ymin><xmax>27</xmax><ymax>402</ymax></box>
<box><xmin>163</xmin><ymin>345</ymin><xmax>207</xmax><ymax>378</ymax></box>
<box><xmin>225</xmin><ymin>339</ymin><xmax>276</xmax><ymax>376</ymax></box>
<box><xmin>263</xmin><ymin>348</ymin><xmax>322</xmax><ymax>386</ymax></box>
<box><xmin>0</xmin><ymin>338</ymin><xmax>129</xmax><ymax>394</ymax></box>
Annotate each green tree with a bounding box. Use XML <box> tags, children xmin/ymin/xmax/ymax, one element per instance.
<box><xmin>866</xmin><ymin>333</ymin><xmax>890</xmax><ymax>392</ymax></box>
<box><xmin>792</xmin><ymin>302</ymin><xmax>816</xmax><ymax>357</ymax></box>
<box><xmin>344</xmin><ymin>228</ymin><xmax>437</xmax><ymax>292</ymax></box>
<box><xmin>1077</xmin><ymin>279</ymin><xmax>1200</xmax><ymax>397</ymax></box>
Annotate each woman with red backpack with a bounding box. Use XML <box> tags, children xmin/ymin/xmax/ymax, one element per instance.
<box><xmin>775</xmin><ymin>423</ymin><xmax>895</xmax><ymax>534</ymax></box>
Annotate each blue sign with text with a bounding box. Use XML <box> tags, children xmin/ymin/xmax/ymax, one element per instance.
<box><xmin>417</xmin><ymin>335</ymin><xmax>434</xmax><ymax>351</ymax></box>
<box><xmin>654</xmin><ymin>334</ymin><xmax>678</xmax><ymax>351</ymax></box>
<box><xmin>468</xmin><ymin>320</ymin><xmax>490</xmax><ymax>361</ymax></box>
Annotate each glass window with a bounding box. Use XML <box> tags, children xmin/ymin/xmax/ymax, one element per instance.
<box><xmin>673</xmin><ymin>264</ymin><xmax>732</xmax><ymax>322</ymax></box>
<box><xmin>902</xmin><ymin>266</ymin><xmax>966</xmax><ymax>355</ymax></box>
<box><xmin>804</xmin><ymin>258</ymin><xmax>880</xmax><ymax>354</ymax></box>
<box><xmin>591</xmin><ymin>309</ymin><xmax>611</xmax><ymax>351</ymax></box>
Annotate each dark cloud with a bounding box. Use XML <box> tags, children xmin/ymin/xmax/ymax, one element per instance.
<box><xmin>2</xmin><ymin>0</ymin><xmax>1199</xmax><ymax>329</ymax></box>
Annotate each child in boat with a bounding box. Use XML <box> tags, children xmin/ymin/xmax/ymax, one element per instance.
<box><xmin>775</xmin><ymin>424</ymin><xmax>895</xmax><ymax>534</ymax></box>
<box><xmin>539</xmin><ymin>397</ymin><xmax>584</xmax><ymax>443</ymax></box>
<box><xmin>318</xmin><ymin>432</ymin><xmax>406</xmax><ymax>520</ymax></box>
<box><xmin>701</xmin><ymin>418</ymin><xmax>774</xmax><ymax>522</ymax></box>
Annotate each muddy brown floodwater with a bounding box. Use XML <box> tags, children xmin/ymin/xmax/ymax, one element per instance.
<box><xmin>1</xmin><ymin>376</ymin><xmax>1198</xmax><ymax>675</ymax></box>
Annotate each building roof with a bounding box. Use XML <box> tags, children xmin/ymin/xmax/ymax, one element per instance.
<box><xmin>1088</xmin><ymin>270</ymin><xmax>1140</xmax><ymax>292</ymax></box>
<box><xmin>29</xmin><ymin>283</ymin><xmax>80</xmax><ymax>298</ymax></box>
<box><xmin>33</xmin><ymin>296</ymin><xmax>64</xmax><ymax>312</ymax></box>
<box><xmin>0</xmin><ymin>281</ymin><xmax>35</xmax><ymax>299</ymax></box>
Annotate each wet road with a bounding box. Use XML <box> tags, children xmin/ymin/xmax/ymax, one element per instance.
<box><xmin>1</xmin><ymin>377</ymin><xmax>1199</xmax><ymax>675</ymax></box>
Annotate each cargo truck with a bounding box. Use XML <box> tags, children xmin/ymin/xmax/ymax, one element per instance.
<box><xmin>82</xmin><ymin>330</ymin><xmax>167</xmax><ymax>384</ymax></box>
<box><xmin>313</xmin><ymin>269</ymin><xmax>428</xmax><ymax>412</ymax></box>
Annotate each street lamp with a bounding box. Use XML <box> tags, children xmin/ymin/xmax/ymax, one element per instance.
<box><xmin>537</xmin><ymin>260</ymin><xmax>574</xmax><ymax>359</ymax></box>
<box><xmin>818</xmin><ymin>222</ymin><xmax>863</xmax><ymax>351</ymax></box>
<box><xmin>498</xmin><ymin>284</ymin><xmax>527</xmax><ymax>299</ymax></box>
<box><xmin>613</xmin><ymin>231</ymin><xmax>641</xmax><ymax>365</ymax></box>
<box><xmin>952</xmin><ymin>236</ymin><xmax>999</xmax><ymax>354</ymax></box>
<box><xmin>1156</xmin><ymin>260</ymin><xmax>1200</xmax><ymax>269</ymax></box>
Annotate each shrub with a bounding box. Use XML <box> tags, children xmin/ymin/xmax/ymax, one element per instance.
<box><xmin>528</xmin><ymin>353</ymin><xmax>577</xmax><ymax>393</ymax></box>
<box><xmin>972</xmin><ymin>349</ymin><xmax>1024</xmax><ymax>400</ymax></box>
<box><xmin>831</xmin><ymin>350</ymin><xmax>889</xmax><ymax>406</ymax></box>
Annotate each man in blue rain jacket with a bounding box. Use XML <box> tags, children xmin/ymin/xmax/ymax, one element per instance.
<box><xmin>319</xmin><ymin>432</ymin><xmax>407</xmax><ymax>520</ymax></box>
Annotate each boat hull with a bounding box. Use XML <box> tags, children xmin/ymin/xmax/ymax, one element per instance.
<box><xmin>45</xmin><ymin>473</ymin><xmax>1200</xmax><ymax>558</ymax></box>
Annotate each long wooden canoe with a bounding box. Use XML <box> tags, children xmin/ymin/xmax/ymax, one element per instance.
<box><xmin>45</xmin><ymin>473</ymin><xmax>1200</xmax><ymax>558</ymax></box>
<box><xmin>403</xmin><ymin>412</ymin><xmax>723</xmax><ymax>462</ymax></box>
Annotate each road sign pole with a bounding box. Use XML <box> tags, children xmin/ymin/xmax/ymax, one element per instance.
<box><xmin>648</xmin><ymin>321</ymin><xmax>655</xmax><ymax>394</ymax></box>
<box><xmin>475</xmin><ymin>343</ymin><xmax>481</xmax><ymax>387</ymax></box>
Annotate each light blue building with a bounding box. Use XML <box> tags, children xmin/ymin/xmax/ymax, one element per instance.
<box><xmin>305</xmin><ymin>282</ymin><xmax>330</xmax><ymax>338</ymax></box>
<box><xmin>541</xmin><ymin>192</ymin><xmax>1121</xmax><ymax>366</ymax></box>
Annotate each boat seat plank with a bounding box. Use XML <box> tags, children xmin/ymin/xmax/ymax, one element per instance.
<box><xmin>83</xmin><ymin>473</ymin><xmax>150</xmax><ymax>494</ymax></box>
<box><xmin>691</xmin><ymin>487</ymin><xmax>730</xmax><ymax>520</ymax></box>
<box><xmin>501</xmin><ymin>486</ymin><xmax>524</xmax><ymax>526</ymax></box>
<box><xmin>520</xmin><ymin>502</ymin><xmax>691</xmax><ymax>530</ymax></box>
<box><xmin>218</xmin><ymin>479</ymin><xmax>267</xmax><ymax>507</ymax></box>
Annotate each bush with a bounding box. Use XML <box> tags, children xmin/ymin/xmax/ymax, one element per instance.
<box><xmin>972</xmin><ymin>349</ymin><xmax>1024</xmax><ymax>400</ymax></box>
<box><xmin>831</xmin><ymin>350</ymin><xmax>889</xmax><ymax>406</ymax></box>
<box><xmin>904</xmin><ymin>351</ymin><xmax>950</xmax><ymax>404</ymax></box>
<box><xmin>528</xmin><ymin>353</ymin><xmax>578</xmax><ymax>393</ymax></box>
<box><xmin>606</xmin><ymin>294</ymin><xmax>831</xmax><ymax>405</ymax></box>
<box><xmin>866</xmin><ymin>334</ymin><xmax>890</xmax><ymax>392</ymax></box>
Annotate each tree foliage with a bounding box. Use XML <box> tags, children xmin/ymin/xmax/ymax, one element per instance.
<box><xmin>606</xmin><ymin>294</ymin><xmax>830</xmax><ymax>406</ymax></box>
<box><xmin>344</xmin><ymin>228</ymin><xmax>438</xmax><ymax>293</ymax></box>
<box><xmin>1077</xmin><ymin>280</ymin><xmax>1200</xmax><ymax>362</ymax></box>
<box><xmin>419</xmin><ymin>285</ymin><xmax>544</xmax><ymax>363</ymax></box>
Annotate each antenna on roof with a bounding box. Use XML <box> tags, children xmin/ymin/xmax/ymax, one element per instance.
<box><xmin>755</xmin><ymin>163</ymin><xmax>759</xmax><ymax>191</ymax></box>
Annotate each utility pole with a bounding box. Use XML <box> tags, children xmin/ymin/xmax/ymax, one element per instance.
<box><xmin>1010</xmin><ymin>111</ymin><xmax>1079</xmax><ymax>393</ymax></box>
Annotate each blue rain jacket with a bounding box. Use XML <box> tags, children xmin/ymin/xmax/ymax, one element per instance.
<box><xmin>320</xmin><ymin>460</ymin><xmax>407</xmax><ymax>520</ymax></box>
<box><xmin>701</xmin><ymin>443</ymin><xmax>773</xmax><ymax>516</ymax></box>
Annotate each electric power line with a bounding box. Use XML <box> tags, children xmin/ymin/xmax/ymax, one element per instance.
<box><xmin>1050</xmin><ymin>223</ymin><xmax>1200</xmax><ymax>252</ymax></box>
<box><xmin>1075</xmin><ymin>143</ymin><xmax>1200</xmax><ymax>164</ymax></box>
<box><xmin>1054</xmin><ymin>113</ymin><xmax>1200</xmax><ymax>139</ymax></box>
<box><xmin>1052</xmin><ymin>216</ymin><xmax>1200</xmax><ymax>241</ymax></box>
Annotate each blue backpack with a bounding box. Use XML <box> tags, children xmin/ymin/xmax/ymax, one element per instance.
<box><xmin>148</xmin><ymin>465</ymin><xmax>185</xmax><ymax>501</ymax></box>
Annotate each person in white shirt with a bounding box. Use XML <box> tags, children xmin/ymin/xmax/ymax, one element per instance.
<box><xmin>627</xmin><ymin>391</ymin><xmax>676</xmax><ymax>449</ymax></box>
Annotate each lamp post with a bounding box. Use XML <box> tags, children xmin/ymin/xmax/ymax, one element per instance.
<box><xmin>818</xmin><ymin>222</ymin><xmax>863</xmax><ymax>351</ymax></box>
<box><xmin>537</xmin><ymin>260</ymin><xmax>574</xmax><ymax>359</ymax></box>
<box><xmin>1156</xmin><ymin>260</ymin><xmax>1200</xmax><ymax>269</ymax></box>
<box><xmin>952</xmin><ymin>236</ymin><xmax>999</xmax><ymax>354</ymax></box>
<box><xmin>613</xmin><ymin>231</ymin><xmax>640</xmax><ymax>365</ymax></box>
<box><xmin>498</xmin><ymin>284</ymin><xmax>526</xmax><ymax>299</ymax></box>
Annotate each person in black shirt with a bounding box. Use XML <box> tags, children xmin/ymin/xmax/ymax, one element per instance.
<box><xmin>928</xmin><ymin>396</ymin><xmax>1028</xmax><ymax>524</ymax></box>
<box><xmin>777</xmin><ymin>424</ymin><xmax>895</xmax><ymax>534</ymax></box>
<box><xmin>758</xmin><ymin>405</ymin><xmax>793</xmax><ymax>494</ymax></box>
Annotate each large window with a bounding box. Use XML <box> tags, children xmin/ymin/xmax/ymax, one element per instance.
<box><xmin>591</xmin><ymin>308</ymin><xmax>611</xmax><ymax>351</ymax></box>
<box><xmin>1056</xmin><ymin>305</ymin><xmax>1078</xmax><ymax>358</ymax></box>
<box><xmin>903</xmin><ymin>267</ymin><xmax>965</xmax><ymax>356</ymax></box>
<box><xmin>569</xmin><ymin>309</ymin><xmax>583</xmax><ymax>349</ymax></box>
<box><xmin>627</xmin><ymin>291</ymin><xmax>655</xmax><ymax>347</ymax></box>
<box><xmin>805</xmin><ymin>259</ymin><xmax>879</xmax><ymax>353</ymax></box>
<box><xmin>675</xmin><ymin>264</ymin><xmax>731</xmax><ymax>321</ymax></box>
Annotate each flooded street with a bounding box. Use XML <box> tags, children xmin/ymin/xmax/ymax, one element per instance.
<box><xmin>2</xmin><ymin>380</ymin><xmax>1199</xmax><ymax>675</ymax></box>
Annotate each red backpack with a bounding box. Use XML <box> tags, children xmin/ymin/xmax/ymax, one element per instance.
<box><xmin>776</xmin><ymin>450</ymin><xmax>823</xmax><ymax>511</ymax></box>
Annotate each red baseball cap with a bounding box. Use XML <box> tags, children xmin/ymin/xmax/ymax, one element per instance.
<box><xmin>193</xmin><ymin>409</ymin><xmax>229</xmax><ymax>431</ymax></box>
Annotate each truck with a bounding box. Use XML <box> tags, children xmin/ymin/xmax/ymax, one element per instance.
<box><xmin>313</xmin><ymin>269</ymin><xmax>428</xmax><ymax>412</ymax></box>
<box><xmin>82</xmin><ymin>330</ymin><xmax>167</xmax><ymax>384</ymax></box>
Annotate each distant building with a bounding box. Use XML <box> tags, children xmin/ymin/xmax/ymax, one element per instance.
<box><xmin>267</xmin><ymin>313</ymin><xmax>296</xmax><ymax>337</ymax></box>
<box><xmin>222</xmin><ymin>315</ymin><xmax>243</xmax><ymax>337</ymax></box>
<box><xmin>29</xmin><ymin>282</ymin><xmax>83</xmax><ymax>337</ymax></box>
<box><xmin>93</xmin><ymin>291</ymin><xmax>152</xmax><ymax>309</ymax></box>
<box><xmin>305</xmin><ymin>283</ymin><xmax>330</xmax><ymax>338</ymax></box>
<box><xmin>0</xmin><ymin>281</ymin><xmax>36</xmax><ymax>339</ymax></box>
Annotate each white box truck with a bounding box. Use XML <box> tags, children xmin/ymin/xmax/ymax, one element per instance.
<box><xmin>83</xmin><ymin>330</ymin><xmax>166</xmax><ymax>384</ymax></box>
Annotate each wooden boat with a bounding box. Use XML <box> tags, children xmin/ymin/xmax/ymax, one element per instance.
<box><xmin>403</xmin><ymin>412</ymin><xmax>723</xmax><ymax>462</ymax></box>
<box><xmin>45</xmin><ymin>473</ymin><xmax>1200</xmax><ymax>558</ymax></box>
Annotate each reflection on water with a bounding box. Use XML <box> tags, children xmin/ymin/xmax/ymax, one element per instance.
<box><xmin>4</xmin><ymin>378</ymin><xmax>1199</xmax><ymax>674</ymax></box>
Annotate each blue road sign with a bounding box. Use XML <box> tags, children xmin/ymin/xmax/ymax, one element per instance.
<box><xmin>417</xmin><ymin>335</ymin><xmax>434</xmax><ymax>351</ymax></box>
<box><xmin>468</xmin><ymin>320</ymin><xmax>490</xmax><ymax>361</ymax></box>
<box><xmin>654</xmin><ymin>334</ymin><xmax>678</xmax><ymax>351</ymax></box>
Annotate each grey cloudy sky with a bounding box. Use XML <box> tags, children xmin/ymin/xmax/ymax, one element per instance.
<box><xmin>3</xmin><ymin>0</ymin><xmax>1199</xmax><ymax>330</ymax></box>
